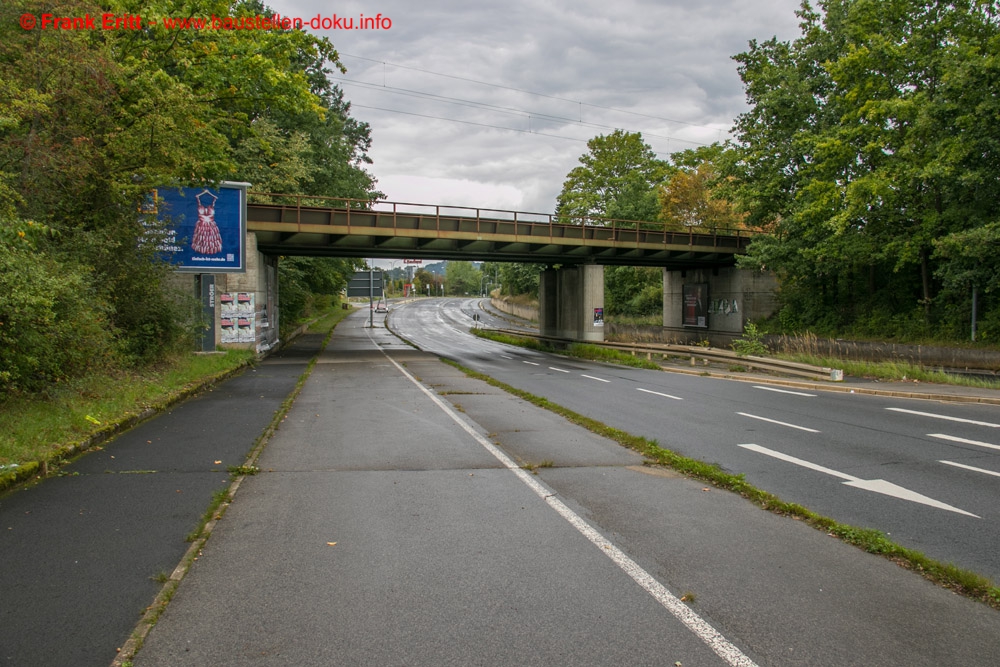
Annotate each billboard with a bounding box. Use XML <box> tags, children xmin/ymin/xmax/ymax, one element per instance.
<box><xmin>144</xmin><ymin>182</ymin><xmax>248</xmax><ymax>273</ymax></box>
<box><xmin>682</xmin><ymin>283</ymin><xmax>709</xmax><ymax>328</ymax></box>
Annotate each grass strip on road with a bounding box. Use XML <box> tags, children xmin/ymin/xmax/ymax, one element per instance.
<box><xmin>442</xmin><ymin>358</ymin><xmax>1000</xmax><ymax>610</ymax></box>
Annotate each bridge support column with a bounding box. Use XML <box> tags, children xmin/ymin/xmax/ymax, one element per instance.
<box><xmin>662</xmin><ymin>266</ymin><xmax>777</xmax><ymax>339</ymax></box>
<box><xmin>539</xmin><ymin>264</ymin><xmax>605</xmax><ymax>342</ymax></box>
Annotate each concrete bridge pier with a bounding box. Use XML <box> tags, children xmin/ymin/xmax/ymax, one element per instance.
<box><xmin>539</xmin><ymin>264</ymin><xmax>605</xmax><ymax>342</ymax></box>
<box><xmin>662</xmin><ymin>266</ymin><xmax>778</xmax><ymax>339</ymax></box>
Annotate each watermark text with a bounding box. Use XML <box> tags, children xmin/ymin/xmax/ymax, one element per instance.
<box><xmin>19</xmin><ymin>12</ymin><xmax>392</xmax><ymax>32</ymax></box>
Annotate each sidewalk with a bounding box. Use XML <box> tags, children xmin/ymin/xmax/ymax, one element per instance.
<box><xmin>0</xmin><ymin>333</ymin><xmax>325</xmax><ymax>667</ymax></box>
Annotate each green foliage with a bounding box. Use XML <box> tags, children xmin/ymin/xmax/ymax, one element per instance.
<box><xmin>0</xmin><ymin>0</ymin><xmax>380</xmax><ymax>395</ymax></box>
<box><xmin>0</xmin><ymin>240</ymin><xmax>116</xmax><ymax>393</ymax></box>
<box><xmin>729</xmin><ymin>0</ymin><xmax>1000</xmax><ymax>341</ymax></box>
<box><xmin>555</xmin><ymin>130</ymin><xmax>670</xmax><ymax>223</ymax></box>
<box><xmin>497</xmin><ymin>263</ymin><xmax>543</xmax><ymax>298</ymax></box>
<box><xmin>278</xmin><ymin>257</ymin><xmax>360</xmax><ymax>336</ymax></box>
<box><xmin>731</xmin><ymin>322</ymin><xmax>769</xmax><ymax>357</ymax></box>
<box><xmin>605</xmin><ymin>266</ymin><xmax>662</xmax><ymax>317</ymax></box>
<box><xmin>659</xmin><ymin>144</ymin><xmax>747</xmax><ymax>231</ymax></box>
<box><xmin>445</xmin><ymin>261</ymin><xmax>482</xmax><ymax>296</ymax></box>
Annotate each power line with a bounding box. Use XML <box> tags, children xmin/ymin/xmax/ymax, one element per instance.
<box><xmin>348</xmin><ymin>104</ymin><xmax>710</xmax><ymax>152</ymax></box>
<box><xmin>338</xmin><ymin>52</ymin><xmax>727</xmax><ymax>137</ymax></box>
<box><xmin>332</xmin><ymin>76</ymin><xmax>717</xmax><ymax>148</ymax></box>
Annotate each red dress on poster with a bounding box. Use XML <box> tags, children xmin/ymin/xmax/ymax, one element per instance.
<box><xmin>191</xmin><ymin>190</ymin><xmax>223</xmax><ymax>255</ymax></box>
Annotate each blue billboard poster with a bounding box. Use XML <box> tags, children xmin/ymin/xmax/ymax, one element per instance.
<box><xmin>150</xmin><ymin>182</ymin><xmax>248</xmax><ymax>272</ymax></box>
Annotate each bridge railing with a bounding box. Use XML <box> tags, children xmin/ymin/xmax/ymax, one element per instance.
<box><xmin>247</xmin><ymin>192</ymin><xmax>759</xmax><ymax>247</ymax></box>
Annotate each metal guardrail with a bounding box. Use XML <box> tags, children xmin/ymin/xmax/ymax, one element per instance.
<box><xmin>488</xmin><ymin>328</ymin><xmax>844</xmax><ymax>382</ymax></box>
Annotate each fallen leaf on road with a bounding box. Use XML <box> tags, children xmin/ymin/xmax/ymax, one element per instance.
<box><xmin>214</xmin><ymin>460</ymin><xmax>222</xmax><ymax>465</ymax></box>
<box><xmin>326</xmin><ymin>542</ymin><xmax>337</xmax><ymax>546</ymax></box>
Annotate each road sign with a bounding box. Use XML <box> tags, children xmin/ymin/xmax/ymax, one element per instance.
<box><xmin>347</xmin><ymin>271</ymin><xmax>383</xmax><ymax>297</ymax></box>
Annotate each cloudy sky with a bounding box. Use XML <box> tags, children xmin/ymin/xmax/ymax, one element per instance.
<box><xmin>265</xmin><ymin>0</ymin><xmax>805</xmax><ymax>215</ymax></box>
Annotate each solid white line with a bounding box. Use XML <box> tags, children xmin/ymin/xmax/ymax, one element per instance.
<box><xmin>940</xmin><ymin>460</ymin><xmax>1000</xmax><ymax>478</ymax></box>
<box><xmin>927</xmin><ymin>433</ymin><xmax>1000</xmax><ymax>452</ymax></box>
<box><xmin>582</xmin><ymin>374</ymin><xmax>611</xmax><ymax>383</ymax></box>
<box><xmin>637</xmin><ymin>388</ymin><xmax>683</xmax><ymax>401</ymax></box>
<box><xmin>373</xmin><ymin>335</ymin><xmax>758</xmax><ymax>666</ymax></box>
<box><xmin>523</xmin><ymin>361</ymin><xmax>540</xmax><ymax>366</ymax></box>
<box><xmin>886</xmin><ymin>408</ymin><xmax>1000</xmax><ymax>428</ymax></box>
<box><xmin>752</xmin><ymin>386</ymin><xmax>816</xmax><ymax>397</ymax></box>
<box><xmin>549</xmin><ymin>367</ymin><xmax>571</xmax><ymax>373</ymax></box>
<box><xmin>737</xmin><ymin>412</ymin><xmax>820</xmax><ymax>433</ymax></box>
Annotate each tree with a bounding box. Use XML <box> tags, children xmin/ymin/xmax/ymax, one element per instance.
<box><xmin>445</xmin><ymin>261</ymin><xmax>482</xmax><ymax>296</ymax></box>
<box><xmin>0</xmin><ymin>0</ymin><xmax>381</xmax><ymax>393</ymax></box>
<box><xmin>555</xmin><ymin>130</ymin><xmax>670</xmax><ymax>224</ymax></box>
<box><xmin>729</xmin><ymin>0</ymin><xmax>1000</xmax><ymax>338</ymax></box>
<box><xmin>659</xmin><ymin>145</ymin><xmax>747</xmax><ymax>232</ymax></box>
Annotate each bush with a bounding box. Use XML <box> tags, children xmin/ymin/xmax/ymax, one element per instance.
<box><xmin>0</xmin><ymin>243</ymin><xmax>117</xmax><ymax>394</ymax></box>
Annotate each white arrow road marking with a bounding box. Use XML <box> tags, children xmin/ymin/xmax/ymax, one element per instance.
<box><xmin>637</xmin><ymin>387</ymin><xmax>683</xmax><ymax>401</ymax></box>
<box><xmin>940</xmin><ymin>460</ymin><xmax>1000</xmax><ymax>478</ymax></box>
<box><xmin>582</xmin><ymin>374</ymin><xmax>610</xmax><ymax>383</ymax></box>
<box><xmin>752</xmin><ymin>386</ymin><xmax>817</xmax><ymax>397</ymax></box>
<box><xmin>739</xmin><ymin>444</ymin><xmax>979</xmax><ymax>518</ymax></box>
<box><xmin>737</xmin><ymin>412</ymin><xmax>820</xmax><ymax>433</ymax></box>
<box><xmin>886</xmin><ymin>408</ymin><xmax>1000</xmax><ymax>428</ymax></box>
<box><xmin>927</xmin><ymin>433</ymin><xmax>1000</xmax><ymax>452</ymax></box>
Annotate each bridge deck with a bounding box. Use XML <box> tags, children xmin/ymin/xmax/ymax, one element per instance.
<box><xmin>247</xmin><ymin>197</ymin><xmax>753</xmax><ymax>267</ymax></box>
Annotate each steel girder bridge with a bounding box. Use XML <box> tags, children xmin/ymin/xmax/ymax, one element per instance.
<box><xmin>247</xmin><ymin>195</ymin><xmax>755</xmax><ymax>268</ymax></box>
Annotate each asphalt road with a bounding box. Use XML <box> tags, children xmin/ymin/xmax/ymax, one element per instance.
<box><xmin>388</xmin><ymin>298</ymin><xmax>1000</xmax><ymax>583</ymax></box>
<box><xmin>132</xmin><ymin>308</ymin><xmax>1000</xmax><ymax>666</ymax></box>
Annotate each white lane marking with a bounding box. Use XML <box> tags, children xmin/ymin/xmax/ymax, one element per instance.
<box><xmin>940</xmin><ymin>460</ymin><xmax>1000</xmax><ymax>478</ymax></box>
<box><xmin>886</xmin><ymin>408</ymin><xmax>1000</xmax><ymax>428</ymax></box>
<box><xmin>737</xmin><ymin>412</ymin><xmax>820</xmax><ymax>433</ymax></box>
<box><xmin>500</xmin><ymin>355</ymin><xmax>513</xmax><ymax>360</ymax></box>
<box><xmin>927</xmin><ymin>433</ymin><xmax>1000</xmax><ymax>452</ymax></box>
<box><xmin>549</xmin><ymin>366</ymin><xmax>571</xmax><ymax>373</ymax></box>
<box><xmin>753</xmin><ymin>386</ymin><xmax>817</xmax><ymax>397</ymax></box>
<box><xmin>739</xmin><ymin>444</ymin><xmax>979</xmax><ymax>517</ymax></box>
<box><xmin>582</xmin><ymin>374</ymin><xmax>611</xmax><ymax>383</ymax></box>
<box><xmin>637</xmin><ymin>388</ymin><xmax>683</xmax><ymax>401</ymax></box>
<box><xmin>371</xmin><ymin>335</ymin><xmax>758</xmax><ymax>666</ymax></box>
<box><xmin>523</xmin><ymin>361</ymin><xmax>540</xmax><ymax>366</ymax></box>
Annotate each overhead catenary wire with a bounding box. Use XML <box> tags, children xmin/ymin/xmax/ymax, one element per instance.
<box><xmin>339</xmin><ymin>52</ymin><xmax>726</xmax><ymax>134</ymax></box>
<box><xmin>332</xmin><ymin>76</ymin><xmax>715</xmax><ymax>148</ymax></box>
<box><xmin>336</xmin><ymin>53</ymin><xmax>727</xmax><ymax>150</ymax></box>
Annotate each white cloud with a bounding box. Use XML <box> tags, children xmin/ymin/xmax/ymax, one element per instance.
<box><xmin>265</xmin><ymin>0</ymin><xmax>804</xmax><ymax>214</ymax></box>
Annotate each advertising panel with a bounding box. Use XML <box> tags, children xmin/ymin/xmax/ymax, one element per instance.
<box><xmin>682</xmin><ymin>283</ymin><xmax>709</xmax><ymax>328</ymax></box>
<box><xmin>144</xmin><ymin>182</ymin><xmax>247</xmax><ymax>273</ymax></box>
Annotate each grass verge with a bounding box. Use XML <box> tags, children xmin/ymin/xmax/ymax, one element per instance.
<box><xmin>776</xmin><ymin>352</ymin><xmax>1000</xmax><ymax>388</ymax></box>
<box><xmin>0</xmin><ymin>302</ymin><xmax>355</xmax><ymax>493</ymax></box>
<box><xmin>442</xmin><ymin>357</ymin><xmax>1000</xmax><ymax>610</ymax></box>
<box><xmin>0</xmin><ymin>350</ymin><xmax>255</xmax><ymax>490</ymax></box>
<box><xmin>472</xmin><ymin>328</ymin><xmax>662</xmax><ymax>370</ymax></box>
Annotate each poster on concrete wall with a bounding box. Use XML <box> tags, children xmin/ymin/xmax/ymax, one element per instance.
<box><xmin>683</xmin><ymin>283</ymin><xmax>709</xmax><ymax>328</ymax></box>
<box><xmin>144</xmin><ymin>182</ymin><xmax>248</xmax><ymax>273</ymax></box>
<box><xmin>220</xmin><ymin>292</ymin><xmax>255</xmax><ymax>343</ymax></box>
<box><xmin>594</xmin><ymin>307</ymin><xmax>604</xmax><ymax>327</ymax></box>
